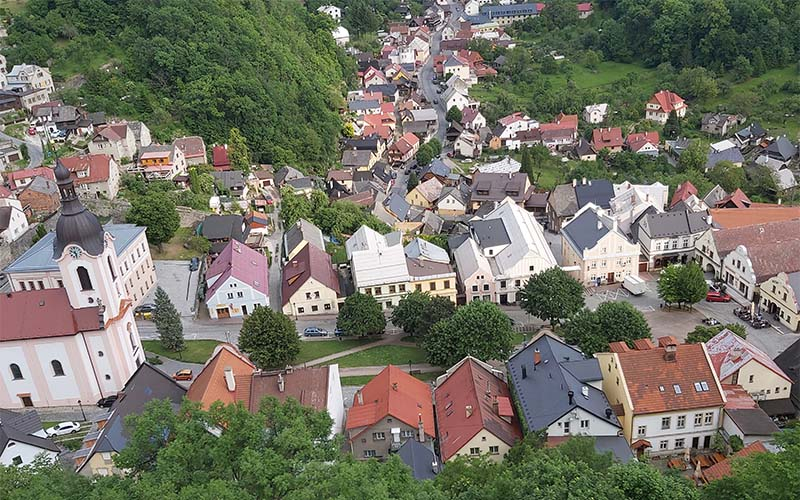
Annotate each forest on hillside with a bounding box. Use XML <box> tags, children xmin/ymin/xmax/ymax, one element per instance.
<box><xmin>5</xmin><ymin>0</ymin><xmax>357</xmax><ymax>171</ymax></box>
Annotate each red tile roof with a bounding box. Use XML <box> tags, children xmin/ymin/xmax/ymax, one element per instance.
<box><xmin>94</xmin><ymin>123</ymin><xmax>128</xmax><ymax>142</ymax></box>
<box><xmin>615</xmin><ymin>338</ymin><xmax>724</xmax><ymax>415</ymax></box>
<box><xmin>710</xmin><ymin>206</ymin><xmax>800</xmax><ymax>228</ymax></box>
<box><xmin>238</xmin><ymin>366</ymin><xmax>330</xmax><ymax>412</ymax></box>
<box><xmin>592</xmin><ymin>127</ymin><xmax>624</xmax><ymax>149</ymax></box>
<box><xmin>206</xmin><ymin>240</ymin><xmax>269</xmax><ymax>298</ymax></box>
<box><xmin>715</xmin><ymin>188</ymin><xmax>751</xmax><ymax>209</ymax></box>
<box><xmin>186</xmin><ymin>344</ymin><xmax>256</xmax><ymax>408</ymax></box>
<box><xmin>723</xmin><ymin>384</ymin><xmax>759</xmax><ymax>410</ymax></box>
<box><xmin>706</xmin><ymin>329</ymin><xmax>793</xmax><ymax>384</ymax></box>
<box><xmin>708</xmin><ymin>220</ymin><xmax>800</xmax><ymax>262</ymax></box>
<box><xmin>626</xmin><ymin>131</ymin><xmax>660</xmax><ymax>152</ymax></box>
<box><xmin>346</xmin><ymin>365</ymin><xmax>434</xmax><ymax>439</ymax></box>
<box><xmin>435</xmin><ymin>358</ymin><xmax>522</xmax><ymax>461</ymax></box>
<box><xmin>648</xmin><ymin>90</ymin><xmax>686</xmax><ymax>113</ymax></box>
<box><xmin>60</xmin><ymin>154</ymin><xmax>113</xmax><ymax>185</ymax></box>
<box><xmin>671</xmin><ymin>180</ymin><xmax>698</xmax><ymax>208</ymax></box>
<box><xmin>498</xmin><ymin>112</ymin><xmax>527</xmax><ymax>127</ymax></box>
<box><xmin>703</xmin><ymin>441</ymin><xmax>768</xmax><ymax>482</ymax></box>
<box><xmin>173</xmin><ymin>136</ymin><xmax>206</xmax><ymax>159</ymax></box>
<box><xmin>281</xmin><ymin>242</ymin><xmax>340</xmax><ymax>306</ymax></box>
<box><xmin>0</xmin><ymin>289</ymin><xmax>101</xmax><ymax>342</ymax></box>
<box><xmin>577</xmin><ymin>2</ymin><xmax>592</xmax><ymax>12</ymax></box>
<box><xmin>4</xmin><ymin>167</ymin><xmax>55</xmax><ymax>190</ymax></box>
<box><xmin>212</xmin><ymin>145</ymin><xmax>230</xmax><ymax>168</ymax></box>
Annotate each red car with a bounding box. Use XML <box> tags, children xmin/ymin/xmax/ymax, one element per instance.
<box><xmin>27</xmin><ymin>127</ymin><xmax>37</xmax><ymax>136</ymax></box>
<box><xmin>172</xmin><ymin>369</ymin><xmax>193</xmax><ymax>381</ymax></box>
<box><xmin>706</xmin><ymin>291</ymin><xmax>732</xmax><ymax>302</ymax></box>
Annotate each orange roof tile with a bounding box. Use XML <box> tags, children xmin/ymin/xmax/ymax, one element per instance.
<box><xmin>648</xmin><ymin>90</ymin><xmax>685</xmax><ymax>113</ymax></box>
<box><xmin>709</xmin><ymin>206</ymin><xmax>800</xmax><ymax>229</ymax></box>
<box><xmin>346</xmin><ymin>365</ymin><xmax>434</xmax><ymax>439</ymax></box>
<box><xmin>435</xmin><ymin>358</ymin><xmax>522</xmax><ymax>461</ymax></box>
<box><xmin>186</xmin><ymin>344</ymin><xmax>256</xmax><ymax>408</ymax></box>
<box><xmin>244</xmin><ymin>366</ymin><xmax>330</xmax><ymax>412</ymax></box>
<box><xmin>671</xmin><ymin>180</ymin><xmax>698</xmax><ymax>208</ymax></box>
<box><xmin>703</xmin><ymin>441</ymin><xmax>768</xmax><ymax>482</ymax></box>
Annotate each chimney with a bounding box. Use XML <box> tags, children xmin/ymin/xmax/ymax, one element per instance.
<box><xmin>664</xmin><ymin>343</ymin><xmax>677</xmax><ymax>362</ymax></box>
<box><xmin>431</xmin><ymin>459</ymin><xmax>440</xmax><ymax>474</ymax></box>
<box><xmin>533</xmin><ymin>348</ymin><xmax>541</xmax><ymax>366</ymax></box>
<box><xmin>357</xmin><ymin>390</ymin><xmax>364</xmax><ymax>406</ymax></box>
<box><xmin>581</xmin><ymin>177</ymin><xmax>587</xmax><ymax>185</ymax></box>
<box><xmin>581</xmin><ymin>386</ymin><xmax>589</xmax><ymax>399</ymax></box>
<box><xmin>277</xmin><ymin>373</ymin><xmax>285</xmax><ymax>393</ymax></box>
<box><xmin>572</xmin><ymin>178</ymin><xmax>577</xmax><ymax>187</ymax></box>
<box><xmin>597</xmin><ymin>220</ymin><xmax>603</xmax><ymax>231</ymax></box>
<box><xmin>465</xmin><ymin>405</ymin><xmax>473</xmax><ymax>418</ymax></box>
<box><xmin>392</xmin><ymin>382</ymin><xmax>398</xmax><ymax>391</ymax></box>
<box><xmin>492</xmin><ymin>396</ymin><xmax>499</xmax><ymax>415</ymax></box>
<box><xmin>292</xmin><ymin>260</ymin><xmax>298</xmax><ymax>268</ymax></box>
<box><xmin>521</xmin><ymin>365</ymin><xmax>527</xmax><ymax>379</ymax></box>
<box><xmin>605</xmin><ymin>408</ymin><xmax>613</xmax><ymax>419</ymax></box>
<box><xmin>418</xmin><ymin>413</ymin><xmax>425</xmax><ymax>443</ymax></box>
<box><xmin>224</xmin><ymin>367</ymin><xmax>236</xmax><ymax>392</ymax></box>
<box><xmin>706</xmin><ymin>214</ymin><xmax>712</xmax><ymax>226</ymax></box>
<box><xmin>568</xmin><ymin>390</ymin><xmax>574</xmax><ymax>405</ymax></box>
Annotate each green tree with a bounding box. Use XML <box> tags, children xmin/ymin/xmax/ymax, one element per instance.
<box><xmin>541</xmin><ymin>55</ymin><xmax>559</xmax><ymax>74</ymax></box>
<box><xmin>227</xmin><ymin>127</ymin><xmax>251</xmax><ymax>174</ymax></box>
<box><xmin>337</xmin><ymin>293</ymin><xmax>385</xmax><ymax>336</ymax></box>
<box><xmin>407</xmin><ymin>171</ymin><xmax>419</xmax><ymax>191</ymax></box>
<box><xmin>731</xmin><ymin>56</ymin><xmax>752</xmax><ymax>82</ymax></box>
<box><xmin>564</xmin><ymin>302</ymin><xmax>651</xmax><ymax>356</ymax></box>
<box><xmin>663</xmin><ymin>110</ymin><xmax>682</xmax><ymax>139</ymax></box>
<box><xmin>19</xmin><ymin>143</ymin><xmax>28</xmax><ymax>161</ymax></box>
<box><xmin>678</xmin><ymin>140</ymin><xmax>707</xmax><ymax>173</ymax></box>
<box><xmin>238</xmin><ymin>307</ymin><xmax>299</xmax><ymax>369</ymax></box>
<box><xmin>153</xmin><ymin>287</ymin><xmax>184</xmax><ymax>352</ymax></box>
<box><xmin>391</xmin><ymin>291</ymin><xmax>456</xmax><ymax>338</ymax></box>
<box><xmin>751</xmin><ymin>47</ymin><xmax>767</xmax><ymax>76</ymax></box>
<box><xmin>279</xmin><ymin>186</ymin><xmax>312</xmax><ymax>227</ymax></box>
<box><xmin>657</xmin><ymin>262</ymin><xmax>708</xmax><ymax>308</ymax></box>
<box><xmin>423</xmin><ymin>300</ymin><xmax>513</xmax><ymax>366</ymax></box>
<box><xmin>686</xmin><ymin>323</ymin><xmax>746</xmax><ymax>343</ymax></box>
<box><xmin>30</xmin><ymin>224</ymin><xmax>47</xmax><ymax>245</ymax></box>
<box><xmin>707</xmin><ymin>160</ymin><xmax>746</xmax><ymax>193</ymax></box>
<box><xmin>446</xmin><ymin>105</ymin><xmax>462</xmax><ymax>123</ymax></box>
<box><xmin>126</xmin><ymin>192</ymin><xmax>180</xmax><ymax>249</ymax></box>
<box><xmin>416</xmin><ymin>143</ymin><xmax>434</xmax><ymax>166</ymax></box>
<box><xmin>428</xmin><ymin>138</ymin><xmax>442</xmax><ymax>156</ymax></box>
<box><xmin>519</xmin><ymin>267</ymin><xmax>585</xmax><ymax>325</ymax></box>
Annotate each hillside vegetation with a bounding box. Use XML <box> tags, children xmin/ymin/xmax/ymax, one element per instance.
<box><xmin>6</xmin><ymin>0</ymin><xmax>357</xmax><ymax>170</ymax></box>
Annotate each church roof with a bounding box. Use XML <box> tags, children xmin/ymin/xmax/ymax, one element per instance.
<box><xmin>53</xmin><ymin>159</ymin><xmax>105</xmax><ymax>257</ymax></box>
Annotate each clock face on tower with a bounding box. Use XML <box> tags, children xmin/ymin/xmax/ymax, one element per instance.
<box><xmin>68</xmin><ymin>246</ymin><xmax>82</xmax><ymax>258</ymax></box>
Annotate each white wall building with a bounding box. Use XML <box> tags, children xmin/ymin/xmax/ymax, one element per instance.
<box><xmin>205</xmin><ymin>240</ymin><xmax>269</xmax><ymax>319</ymax></box>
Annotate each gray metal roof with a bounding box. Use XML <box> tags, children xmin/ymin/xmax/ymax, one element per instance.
<box><xmin>397</xmin><ymin>439</ymin><xmax>440</xmax><ymax>480</ymax></box>
<box><xmin>347</xmin><ymin>99</ymin><xmax>380</xmax><ymax>111</ymax></box>
<box><xmin>561</xmin><ymin>208</ymin><xmax>609</xmax><ymax>253</ymax></box>
<box><xmin>574</xmin><ymin>179</ymin><xmax>614</xmax><ymax>209</ymax></box>
<box><xmin>4</xmin><ymin>224</ymin><xmax>146</xmax><ymax>274</ymax></box>
<box><xmin>471</xmin><ymin>218</ymin><xmax>510</xmax><ymax>248</ymax></box>
<box><xmin>705</xmin><ymin>148</ymin><xmax>744</xmax><ymax>169</ymax></box>
<box><xmin>284</xmin><ymin>218</ymin><xmax>325</xmax><ymax>257</ymax></box>
<box><xmin>593</xmin><ymin>436</ymin><xmax>634</xmax><ymax>463</ymax></box>
<box><xmin>0</xmin><ymin>423</ymin><xmax>59</xmax><ymax>454</ymax></box>
<box><xmin>384</xmin><ymin>192</ymin><xmax>410</xmax><ymax>221</ymax></box>
<box><xmin>765</xmin><ymin>136</ymin><xmax>797</xmax><ymax>161</ymax></box>
<box><xmin>725</xmin><ymin>408</ymin><xmax>780</xmax><ymax>436</ymax></box>
<box><xmin>0</xmin><ymin>409</ymin><xmax>44</xmax><ymax>435</ymax></box>
<box><xmin>201</xmin><ymin>215</ymin><xmax>249</xmax><ymax>242</ymax></box>
<box><xmin>507</xmin><ymin>333</ymin><xmax>622</xmax><ymax>432</ymax></box>
<box><xmin>635</xmin><ymin>210</ymin><xmax>711</xmax><ymax>239</ymax></box>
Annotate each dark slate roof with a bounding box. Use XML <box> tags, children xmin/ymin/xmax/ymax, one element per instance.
<box><xmin>384</xmin><ymin>192</ymin><xmax>411</xmax><ymax>220</ymax></box>
<box><xmin>706</xmin><ymin>148</ymin><xmax>744</xmax><ymax>170</ymax></box>
<box><xmin>574</xmin><ymin>138</ymin><xmax>597</xmax><ymax>157</ymax></box>
<box><xmin>725</xmin><ymin>408</ymin><xmax>780</xmax><ymax>435</ymax></box>
<box><xmin>201</xmin><ymin>215</ymin><xmax>249</xmax><ymax>242</ymax></box>
<box><xmin>0</xmin><ymin>423</ymin><xmax>59</xmax><ymax>454</ymax></box>
<box><xmin>372</xmin><ymin>162</ymin><xmax>393</xmax><ymax>184</ymax></box>
<box><xmin>562</xmin><ymin>208</ymin><xmax>609</xmax><ymax>253</ymax></box>
<box><xmin>507</xmin><ymin>333</ymin><xmax>622</xmax><ymax>431</ymax></box>
<box><xmin>274</xmin><ymin>166</ymin><xmax>304</xmax><ymax>186</ymax></box>
<box><xmin>471</xmin><ymin>218</ymin><xmax>510</xmax><ymax>248</ymax></box>
<box><xmin>84</xmin><ymin>364</ymin><xmax>185</xmax><ymax>461</ymax></box>
<box><xmin>421</xmin><ymin>159</ymin><xmax>450</xmax><ymax>179</ymax></box>
<box><xmin>473</xmin><ymin>200</ymin><xmax>497</xmax><ymax>218</ymax></box>
<box><xmin>574</xmin><ymin>179</ymin><xmax>614</xmax><ymax>209</ymax></box>
<box><xmin>364</xmin><ymin>83</ymin><xmax>398</xmax><ymax>95</ymax></box>
<box><xmin>53</xmin><ymin>160</ymin><xmax>105</xmax><ymax>257</ymax></box>
<box><xmin>287</xmin><ymin>177</ymin><xmax>314</xmax><ymax>190</ymax></box>
<box><xmin>344</xmin><ymin>137</ymin><xmax>380</xmax><ymax>151</ymax></box>
<box><xmin>397</xmin><ymin>438</ymin><xmax>440</xmax><ymax>480</ymax></box>
<box><xmin>284</xmin><ymin>218</ymin><xmax>325</xmax><ymax>256</ymax></box>
<box><xmin>765</xmin><ymin>136</ymin><xmax>798</xmax><ymax>161</ymax></box>
<box><xmin>593</xmin><ymin>436</ymin><xmax>634</xmax><ymax>463</ymax></box>
<box><xmin>0</xmin><ymin>409</ymin><xmax>44</xmax><ymax>435</ymax></box>
<box><xmin>210</xmin><ymin>170</ymin><xmax>246</xmax><ymax>190</ymax></box>
<box><xmin>634</xmin><ymin>209</ymin><xmax>711</xmax><ymax>240</ymax></box>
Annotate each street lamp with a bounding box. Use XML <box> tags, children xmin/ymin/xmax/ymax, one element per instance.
<box><xmin>77</xmin><ymin>399</ymin><xmax>86</xmax><ymax>421</ymax></box>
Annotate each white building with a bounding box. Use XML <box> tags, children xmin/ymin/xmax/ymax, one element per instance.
<box><xmin>317</xmin><ymin>5</ymin><xmax>341</xmax><ymax>22</ymax></box>
<box><xmin>583</xmin><ymin>103</ymin><xmax>608</xmax><ymax>124</ymax></box>
<box><xmin>205</xmin><ymin>240</ymin><xmax>269</xmax><ymax>319</ymax></box>
<box><xmin>332</xmin><ymin>26</ymin><xmax>350</xmax><ymax>46</ymax></box>
<box><xmin>610</xmin><ymin>181</ymin><xmax>668</xmax><ymax>235</ymax></box>
<box><xmin>0</xmin><ymin>196</ymin><xmax>29</xmax><ymax>243</ymax></box>
<box><xmin>5</xmin><ymin>64</ymin><xmax>54</xmax><ymax>94</ymax></box>
<box><xmin>346</xmin><ymin>226</ymin><xmax>410</xmax><ymax>308</ymax></box>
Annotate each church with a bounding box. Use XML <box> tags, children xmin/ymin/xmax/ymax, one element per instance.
<box><xmin>0</xmin><ymin>161</ymin><xmax>146</xmax><ymax>408</ymax></box>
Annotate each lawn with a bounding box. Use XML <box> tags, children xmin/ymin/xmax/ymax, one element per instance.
<box><xmin>340</xmin><ymin>370</ymin><xmax>444</xmax><ymax>386</ymax></box>
<box><xmin>326</xmin><ymin>344</ymin><xmax>427</xmax><ymax>368</ymax></box>
<box><xmin>325</xmin><ymin>242</ymin><xmax>348</xmax><ymax>266</ymax></box>
<box><xmin>150</xmin><ymin>227</ymin><xmax>203</xmax><ymax>261</ymax></box>
<box><xmin>0</xmin><ymin>0</ymin><xmax>27</xmax><ymax>15</ymax></box>
<box><xmin>295</xmin><ymin>338</ymin><xmax>378</xmax><ymax>364</ymax></box>
<box><xmin>142</xmin><ymin>339</ymin><xmax>219</xmax><ymax>364</ymax></box>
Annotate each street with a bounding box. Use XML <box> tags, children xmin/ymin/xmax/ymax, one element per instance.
<box><xmin>0</xmin><ymin>127</ymin><xmax>44</xmax><ymax>168</ymax></box>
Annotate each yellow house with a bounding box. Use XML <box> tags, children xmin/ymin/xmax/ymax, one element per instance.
<box><xmin>435</xmin><ymin>357</ymin><xmax>523</xmax><ymax>462</ymax></box>
<box><xmin>705</xmin><ymin>329</ymin><xmax>793</xmax><ymax>401</ymax></box>
<box><xmin>406</xmin><ymin>177</ymin><xmax>443</xmax><ymax>208</ymax></box>
<box><xmin>405</xmin><ymin>238</ymin><xmax>457</xmax><ymax>303</ymax></box>
<box><xmin>759</xmin><ymin>272</ymin><xmax>800</xmax><ymax>332</ymax></box>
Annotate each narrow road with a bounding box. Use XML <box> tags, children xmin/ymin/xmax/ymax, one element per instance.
<box><xmin>0</xmin><ymin>127</ymin><xmax>44</xmax><ymax>168</ymax></box>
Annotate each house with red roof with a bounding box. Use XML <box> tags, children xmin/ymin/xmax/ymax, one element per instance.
<box><xmin>205</xmin><ymin>240</ymin><xmax>269</xmax><ymax>319</ymax></box>
<box><xmin>347</xmin><ymin>365</ymin><xmax>435</xmax><ymax>459</ymax></box>
<box><xmin>435</xmin><ymin>357</ymin><xmax>522</xmax><ymax>462</ymax></box>
<box><xmin>626</xmin><ymin>131</ymin><xmax>660</xmax><ymax>156</ymax></box>
<box><xmin>388</xmin><ymin>132</ymin><xmax>420</xmax><ymax>164</ymax></box>
<box><xmin>212</xmin><ymin>144</ymin><xmax>231</xmax><ymax>171</ymax></box>
<box><xmin>538</xmin><ymin>113</ymin><xmax>579</xmax><ymax>150</ymax></box>
<box><xmin>596</xmin><ymin>336</ymin><xmax>726</xmax><ymax>457</ymax></box>
<box><xmin>645</xmin><ymin>90</ymin><xmax>687</xmax><ymax>125</ymax></box>
<box><xmin>59</xmin><ymin>153</ymin><xmax>121</xmax><ymax>200</ymax></box>
<box><xmin>173</xmin><ymin>136</ymin><xmax>207</xmax><ymax>166</ymax></box>
<box><xmin>3</xmin><ymin>166</ymin><xmax>55</xmax><ymax>192</ymax></box>
<box><xmin>281</xmin><ymin>242</ymin><xmax>341</xmax><ymax>317</ymax></box>
<box><xmin>577</xmin><ymin>2</ymin><xmax>593</xmax><ymax>18</ymax></box>
<box><xmin>702</xmin><ymin>441</ymin><xmax>769</xmax><ymax>482</ymax></box>
<box><xmin>715</xmin><ymin>188</ymin><xmax>751</xmax><ymax>209</ymax></box>
<box><xmin>591</xmin><ymin>127</ymin><xmax>624</xmax><ymax>153</ymax></box>
<box><xmin>670</xmin><ymin>180</ymin><xmax>699</xmax><ymax>209</ymax></box>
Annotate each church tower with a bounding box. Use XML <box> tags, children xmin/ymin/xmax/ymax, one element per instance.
<box><xmin>52</xmin><ymin>159</ymin><xmax>123</xmax><ymax>320</ymax></box>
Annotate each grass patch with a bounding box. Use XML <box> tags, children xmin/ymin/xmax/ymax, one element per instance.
<box><xmin>341</xmin><ymin>370</ymin><xmax>444</xmax><ymax>386</ymax></box>
<box><xmin>3</xmin><ymin>123</ymin><xmax>26</xmax><ymax>139</ymax></box>
<box><xmin>413</xmin><ymin>371</ymin><xmax>444</xmax><ymax>382</ymax></box>
<box><xmin>326</xmin><ymin>344</ymin><xmax>427</xmax><ymax>368</ymax></box>
<box><xmin>0</xmin><ymin>0</ymin><xmax>28</xmax><ymax>15</ymax></box>
<box><xmin>142</xmin><ymin>339</ymin><xmax>219</xmax><ymax>364</ymax></box>
<box><xmin>295</xmin><ymin>338</ymin><xmax>378</xmax><ymax>364</ymax></box>
<box><xmin>325</xmin><ymin>242</ymin><xmax>348</xmax><ymax>266</ymax></box>
<box><xmin>150</xmin><ymin>227</ymin><xmax>203</xmax><ymax>261</ymax></box>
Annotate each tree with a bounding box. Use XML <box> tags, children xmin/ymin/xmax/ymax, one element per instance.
<box><xmin>279</xmin><ymin>186</ymin><xmax>311</xmax><ymax>227</ymax></box>
<box><xmin>227</xmin><ymin>127</ymin><xmax>251</xmax><ymax>174</ymax></box>
<box><xmin>519</xmin><ymin>267</ymin><xmax>584</xmax><ymax>325</ymax></box>
<box><xmin>30</xmin><ymin>224</ymin><xmax>47</xmax><ymax>245</ymax></box>
<box><xmin>391</xmin><ymin>292</ymin><xmax>456</xmax><ymax>338</ymax></box>
<box><xmin>238</xmin><ymin>307</ymin><xmax>299</xmax><ymax>369</ymax></box>
<box><xmin>686</xmin><ymin>323</ymin><xmax>746</xmax><ymax>343</ymax></box>
<box><xmin>707</xmin><ymin>160</ymin><xmax>746</xmax><ymax>193</ymax></box>
<box><xmin>751</xmin><ymin>47</ymin><xmax>767</xmax><ymax>76</ymax></box>
<box><xmin>564</xmin><ymin>302</ymin><xmax>651</xmax><ymax>356</ymax></box>
<box><xmin>337</xmin><ymin>293</ymin><xmax>385</xmax><ymax>336</ymax></box>
<box><xmin>416</xmin><ymin>143</ymin><xmax>434</xmax><ymax>166</ymax></box>
<box><xmin>731</xmin><ymin>56</ymin><xmax>752</xmax><ymax>82</ymax></box>
<box><xmin>19</xmin><ymin>143</ymin><xmax>28</xmax><ymax>161</ymax></box>
<box><xmin>153</xmin><ymin>287</ymin><xmax>184</xmax><ymax>352</ymax></box>
<box><xmin>407</xmin><ymin>171</ymin><xmax>419</xmax><ymax>191</ymax></box>
<box><xmin>663</xmin><ymin>110</ymin><xmax>682</xmax><ymax>139</ymax></box>
<box><xmin>428</xmin><ymin>138</ymin><xmax>442</xmax><ymax>156</ymax></box>
<box><xmin>678</xmin><ymin>140</ymin><xmax>707</xmax><ymax>173</ymax></box>
<box><xmin>423</xmin><ymin>300</ymin><xmax>513</xmax><ymax>366</ymax></box>
<box><xmin>657</xmin><ymin>263</ymin><xmax>707</xmax><ymax>308</ymax></box>
<box><xmin>126</xmin><ymin>192</ymin><xmax>180</xmax><ymax>249</ymax></box>
<box><xmin>446</xmin><ymin>105</ymin><xmax>462</xmax><ymax>124</ymax></box>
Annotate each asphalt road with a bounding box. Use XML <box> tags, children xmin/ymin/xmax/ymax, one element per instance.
<box><xmin>0</xmin><ymin>127</ymin><xmax>44</xmax><ymax>168</ymax></box>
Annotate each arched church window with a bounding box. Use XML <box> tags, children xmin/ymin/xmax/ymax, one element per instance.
<box><xmin>77</xmin><ymin>266</ymin><xmax>93</xmax><ymax>291</ymax></box>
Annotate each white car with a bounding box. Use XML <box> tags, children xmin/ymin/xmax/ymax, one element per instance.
<box><xmin>45</xmin><ymin>421</ymin><xmax>81</xmax><ymax>436</ymax></box>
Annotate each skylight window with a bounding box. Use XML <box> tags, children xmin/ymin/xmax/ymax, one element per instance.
<box><xmin>658</xmin><ymin>385</ymin><xmax>665</xmax><ymax>392</ymax></box>
<box><xmin>694</xmin><ymin>381</ymin><xmax>710</xmax><ymax>392</ymax></box>
<box><xmin>673</xmin><ymin>384</ymin><xmax>682</xmax><ymax>394</ymax></box>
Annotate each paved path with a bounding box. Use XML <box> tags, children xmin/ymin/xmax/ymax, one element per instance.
<box><xmin>339</xmin><ymin>364</ymin><xmax>439</xmax><ymax>376</ymax></box>
<box><xmin>0</xmin><ymin>127</ymin><xmax>44</xmax><ymax>168</ymax></box>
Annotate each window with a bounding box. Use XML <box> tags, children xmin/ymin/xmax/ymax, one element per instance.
<box><xmin>489</xmin><ymin>446</ymin><xmax>499</xmax><ymax>455</ymax></box>
<box><xmin>237</xmin><ymin>292</ymin><xmax>244</xmax><ymax>298</ymax></box>
<box><xmin>108</xmin><ymin>256</ymin><xmax>116</xmax><ymax>279</ymax></box>
<box><xmin>655</xmin><ymin>242</ymin><xmax>661</xmax><ymax>251</ymax></box>
<box><xmin>444</xmin><ymin>280</ymin><xmax>450</xmax><ymax>289</ymax></box>
<box><xmin>311</xmin><ymin>305</ymin><xmax>318</xmax><ymax>312</ymax></box>
<box><xmin>580</xmin><ymin>419</ymin><xmax>590</xmax><ymax>430</ymax></box>
<box><xmin>227</xmin><ymin>293</ymin><xmax>234</xmax><ymax>299</ymax></box>
<box><xmin>12</xmin><ymin>456</ymin><xmax>22</xmax><ymax>466</ymax></box>
<box><xmin>776</xmin><ymin>387</ymin><xmax>780</xmax><ymax>394</ymax></box>
<box><xmin>399</xmin><ymin>284</ymin><xmax>406</xmax><ymax>292</ymax></box>
<box><xmin>18</xmin><ymin>281</ymin><xmax>25</xmax><ymax>291</ymax></box>
<box><xmin>401</xmin><ymin>430</ymin><xmax>415</xmax><ymax>438</ymax></box>
<box><xmin>515</xmin><ymin>280</ymin><xmax>521</xmax><ymax>287</ymax></box>
<box><xmin>324</xmin><ymin>303</ymin><xmax>331</xmax><ymax>310</ymax></box>
<box><xmin>675</xmin><ymin>438</ymin><xmax>685</xmax><ymax>449</ymax></box>
<box><xmin>472</xmin><ymin>284</ymin><xmax>478</xmax><ymax>292</ymax></box>
<box><xmin>748</xmin><ymin>374</ymin><xmax>754</xmax><ymax>383</ymax></box>
<box><xmin>372</xmin><ymin>432</ymin><xmax>386</xmax><ymax>441</ymax></box>
<box><xmin>469</xmin><ymin>447</ymin><xmax>480</xmax><ymax>455</ymax></box>
<box><xmin>415</xmin><ymin>284</ymin><xmax>422</xmax><ymax>292</ymax></box>
<box><xmin>98</xmin><ymin>351</ymin><xmax>104</xmax><ymax>357</ymax></box>
<box><xmin>661</xmin><ymin>417</ymin><xmax>671</xmax><ymax>430</ymax></box>
<box><xmin>563</xmin><ymin>421</ymin><xmax>570</xmax><ymax>434</ymax></box>
<box><xmin>105</xmin><ymin>374</ymin><xmax>111</xmax><ymax>380</ymax></box>
<box><xmin>529</xmin><ymin>266</ymin><xmax>534</xmax><ymax>271</ymax></box>
<box><xmin>429</xmin><ymin>282</ymin><xmax>436</xmax><ymax>291</ymax></box>
<box><xmin>483</xmin><ymin>284</ymin><xmax>489</xmax><ymax>291</ymax></box>
<box><xmin>637</xmin><ymin>426</ymin><xmax>647</xmax><ymax>437</ymax></box>
<box><xmin>77</xmin><ymin>266</ymin><xmax>93</xmax><ymax>291</ymax></box>
<box><xmin>659</xmin><ymin>440</ymin><xmax>669</xmax><ymax>450</ymax></box>
<box><xmin>364</xmin><ymin>450</ymin><xmax>377</xmax><ymax>458</ymax></box>
<box><xmin>374</xmin><ymin>287</ymin><xmax>382</xmax><ymax>296</ymax></box>
<box><xmin>306</xmin><ymin>292</ymin><xmax>312</xmax><ymax>300</ymax></box>
<box><xmin>37</xmin><ymin>280</ymin><xmax>44</xmax><ymax>290</ymax></box>
<box><xmin>694</xmin><ymin>414</ymin><xmax>703</xmax><ymax>427</ymax></box>
<box><xmin>500</xmin><ymin>280</ymin><xmax>506</xmax><ymax>289</ymax></box>
<box><xmin>704</xmin><ymin>412</ymin><xmax>713</xmax><ymax>425</ymax></box>
<box><xmin>298</xmin><ymin>307</ymin><xmax>305</xmax><ymax>314</ymax></box>
<box><xmin>676</xmin><ymin>415</ymin><xmax>686</xmax><ymax>429</ymax></box>
<box><xmin>389</xmin><ymin>285</ymin><xmax>396</xmax><ymax>294</ymax></box>
<box><xmin>57</xmin><ymin>280</ymin><xmax>63</xmax><ymax>288</ymax></box>
<box><xmin>51</xmin><ymin>360</ymin><xmax>65</xmax><ymax>377</ymax></box>
<box><xmin>673</xmin><ymin>384</ymin><xmax>682</xmax><ymax>394</ymax></box>
<box><xmin>128</xmin><ymin>323</ymin><xmax>137</xmax><ymax>351</ymax></box>
<box><xmin>10</xmin><ymin>364</ymin><xmax>23</xmax><ymax>380</ymax></box>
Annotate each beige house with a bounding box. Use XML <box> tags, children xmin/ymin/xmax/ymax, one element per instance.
<box><xmin>560</xmin><ymin>203</ymin><xmax>640</xmax><ymax>285</ymax></box>
<box><xmin>59</xmin><ymin>154</ymin><xmax>121</xmax><ymax>200</ymax></box>
<box><xmin>89</xmin><ymin>123</ymin><xmax>137</xmax><ymax>162</ymax></box>
<box><xmin>760</xmin><ymin>272</ymin><xmax>800</xmax><ymax>332</ymax></box>
<box><xmin>281</xmin><ymin>242</ymin><xmax>341</xmax><ymax>316</ymax></box>
<box><xmin>406</xmin><ymin>177</ymin><xmax>443</xmax><ymax>208</ymax></box>
<box><xmin>405</xmin><ymin>238</ymin><xmax>457</xmax><ymax>303</ymax></box>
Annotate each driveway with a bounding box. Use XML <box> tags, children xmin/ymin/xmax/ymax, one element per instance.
<box><xmin>144</xmin><ymin>260</ymin><xmax>201</xmax><ymax>316</ymax></box>
<box><xmin>0</xmin><ymin>126</ymin><xmax>44</xmax><ymax>168</ymax></box>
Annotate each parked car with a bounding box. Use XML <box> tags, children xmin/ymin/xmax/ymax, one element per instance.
<box><xmin>135</xmin><ymin>303</ymin><xmax>156</xmax><ymax>314</ymax></box>
<box><xmin>706</xmin><ymin>291</ymin><xmax>732</xmax><ymax>302</ymax></box>
<box><xmin>45</xmin><ymin>421</ymin><xmax>81</xmax><ymax>436</ymax></box>
<box><xmin>303</xmin><ymin>327</ymin><xmax>329</xmax><ymax>337</ymax></box>
<box><xmin>334</xmin><ymin>328</ymin><xmax>345</xmax><ymax>337</ymax></box>
<box><xmin>172</xmin><ymin>369</ymin><xmax>193</xmax><ymax>381</ymax></box>
<box><xmin>264</xmin><ymin>194</ymin><xmax>274</xmax><ymax>205</ymax></box>
<box><xmin>189</xmin><ymin>257</ymin><xmax>200</xmax><ymax>271</ymax></box>
<box><xmin>96</xmin><ymin>395</ymin><xmax>119</xmax><ymax>408</ymax></box>
<box><xmin>27</xmin><ymin>127</ymin><xmax>36</xmax><ymax>136</ymax></box>
<box><xmin>702</xmin><ymin>317</ymin><xmax>720</xmax><ymax>326</ymax></box>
